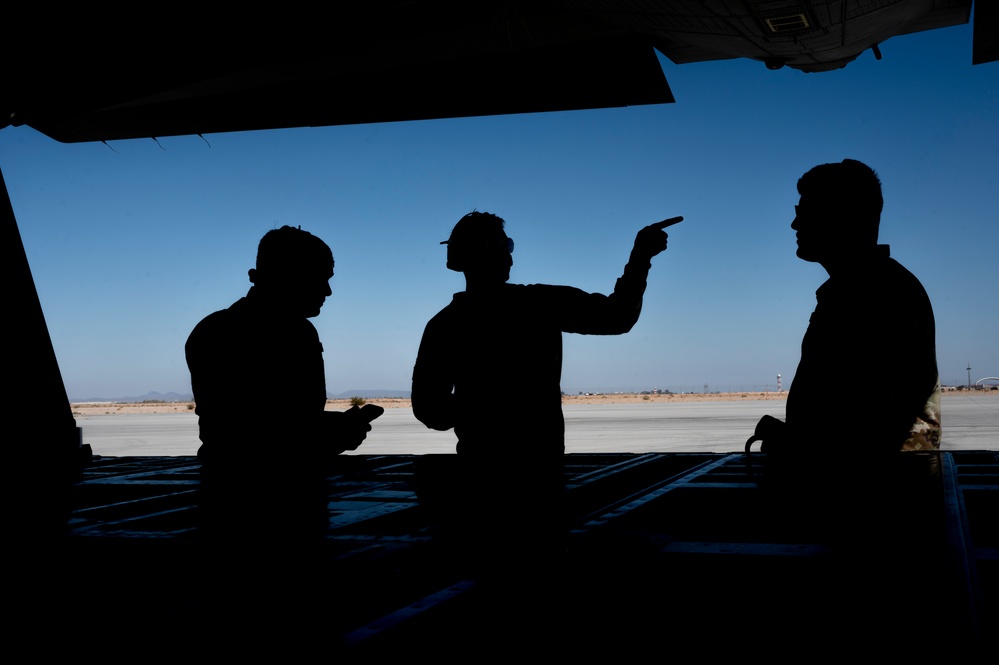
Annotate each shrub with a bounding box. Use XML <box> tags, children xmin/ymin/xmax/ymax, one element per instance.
<box><xmin>349</xmin><ymin>396</ymin><xmax>366</xmax><ymax>407</ymax></box>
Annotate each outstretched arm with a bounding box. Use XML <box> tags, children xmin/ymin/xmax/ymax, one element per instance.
<box><xmin>612</xmin><ymin>215</ymin><xmax>682</xmax><ymax>319</ymax></box>
<box><xmin>557</xmin><ymin>215</ymin><xmax>682</xmax><ymax>335</ymax></box>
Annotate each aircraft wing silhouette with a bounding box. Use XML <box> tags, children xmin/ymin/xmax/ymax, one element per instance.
<box><xmin>3</xmin><ymin>1</ymin><xmax>994</xmax><ymax>144</ymax></box>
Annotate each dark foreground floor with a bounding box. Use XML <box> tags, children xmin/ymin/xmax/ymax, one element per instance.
<box><xmin>14</xmin><ymin>450</ymin><xmax>998</xmax><ymax>659</ymax></box>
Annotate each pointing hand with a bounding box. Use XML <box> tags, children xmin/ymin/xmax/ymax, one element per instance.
<box><xmin>632</xmin><ymin>216</ymin><xmax>682</xmax><ymax>260</ymax></box>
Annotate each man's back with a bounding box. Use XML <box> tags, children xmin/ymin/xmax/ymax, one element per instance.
<box><xmin>786</xmin><ymin>246</ymin><xmax>940</xmax><ymax>454</ymax></box>
<box><xmin>186</xmin><ymin>293</ymin><xmax>328</xmax><ymax>462</ymax></box>
<box><xmin>415</xmin><ymin>273</ymin><xmax>662</xmax><ymax>450</ymax></box>
<box><xmin>416</xmin><ymin>284</ymin><xmax>578</xmax><ymax>456</ymax></box>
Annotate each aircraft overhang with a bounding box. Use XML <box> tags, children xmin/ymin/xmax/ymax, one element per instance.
<box><xmin>2</xmin><ymin>1</ymin><xmax>993</xmax><ymax>145</ymax></box>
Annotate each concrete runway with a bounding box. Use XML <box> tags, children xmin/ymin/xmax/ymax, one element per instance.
<box><xmin>75</xmin><ymin>393</ymin><xmax>998</xmax><ymax>457</ymax></box>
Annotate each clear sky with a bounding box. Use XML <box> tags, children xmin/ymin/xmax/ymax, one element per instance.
<box><xmin>2</xmin><ymin>22</ymin><xmax>996</xmax><ymax>400</ymax></box>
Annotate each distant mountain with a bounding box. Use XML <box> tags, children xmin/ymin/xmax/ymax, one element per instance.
<box><xmin>332</xmin><ymin>389</ymin><xmax>411</xmax><ymax>399</ymax></box>
<box><xmin>71</xmin><ymin>391</ymin><xmax>194</xmax><ymax>403</ymax></box>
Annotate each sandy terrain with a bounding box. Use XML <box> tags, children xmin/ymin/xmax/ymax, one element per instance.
<box><xmin>69</xmin><ymin>391</ymin><xmax>788</xmax><ymax>416</ymax></box>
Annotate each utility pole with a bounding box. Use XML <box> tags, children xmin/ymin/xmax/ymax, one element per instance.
<box><xmin>967</xmin><ymin>363</ymin><xmax>972</xmax><ymax>389</ymax></box>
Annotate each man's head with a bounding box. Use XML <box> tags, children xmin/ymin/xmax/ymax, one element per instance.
<box><xmin>248</xmin><ymin>225</ymin><xmax>334</xmax><ymax>317</ymax></box>
<box><xmin>441</xmin><ymin>211</ymin><xmax>513</xmax><ymax>283</ymax></box>
<box><xmin>792</xmin><ymin>159</ymin><xmax>883</xmax><ymax>265</ymax></box>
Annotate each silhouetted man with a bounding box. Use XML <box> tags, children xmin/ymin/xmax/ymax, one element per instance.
<box><xmin>186</xmin><ymin>226</ymin><xmax>380</xmax><ymax>626</ymax></box>
<box><xmin>751</xmin><ymin>160</ymin><xmax>940</xmax><ymax>460</ymax></box>
<box><xmin>411</xmin><ymin>210</ymin><xmax>677</xmax><ymax>577</ymax></box>
<box><xmin>746</xmin><ymin>160</ymin><xmax>944</xmax><ymax>644</ymax></box>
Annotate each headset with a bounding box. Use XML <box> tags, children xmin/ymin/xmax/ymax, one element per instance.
<box><xmin>441</xmin><ymin>235</ymin><xmax>513</xmax><ymax>273</ymax></box>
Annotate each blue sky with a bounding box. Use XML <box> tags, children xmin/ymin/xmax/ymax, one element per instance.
<box><xmin>2</xmin><ymin>22</ymin><xmax>996</xmax><ymax>400</ymax></box>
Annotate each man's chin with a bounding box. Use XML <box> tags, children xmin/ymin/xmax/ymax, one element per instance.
<box><xmin>795</xmin><ymin>247</ymin><xmax>818</xmax><ymax>262</ymax></box>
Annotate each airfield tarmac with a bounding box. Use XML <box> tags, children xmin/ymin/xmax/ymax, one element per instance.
<box><xmin>73</xmin><ymin>392</ymin><xmax>998</xmax><ymax>457</ymax></box>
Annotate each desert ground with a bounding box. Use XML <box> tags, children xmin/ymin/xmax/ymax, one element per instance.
<box><xmin>69</xmin><ymin>391</ymin><xmax>789</xmax><ymax>416</ymax></box>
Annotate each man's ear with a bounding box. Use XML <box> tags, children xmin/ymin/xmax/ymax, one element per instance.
<box><xmin>248</xmin><ymin>268</ymin><xmax>258</xmax><ymax>284</ymax></box>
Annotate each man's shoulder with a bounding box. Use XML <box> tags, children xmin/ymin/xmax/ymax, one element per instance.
<box><xmin>847</xmin><ymin>254</ymin><xmax>934</xmax><ymax>322</ymax></box>
<box><xmin>425</xmin><ymin>283</ymin><xmax>583</xmax><ymax>315</ymax></box>
<box><xmin>828</xmin><ymin>250</ymin><xmax>930</xmax><ymax>302</ymax></box>
<box><xmin>428</xmin><ymin>292</ymin><xmax>463</xmax><ymax>315</ymax></box>
<box><xmin>511</xmin><ymin>282</ymin><xmax>589</xmax><ymax>299</ymax></box>
<box><xmin>420</xmin><ymin>297</ymin><xmax>459</xmax><ymax>336</ymax></box>
<box><xmin>188</xmin><ymin>304</ymin><xmax>227</xmax><ymax>335</ymax></box>
<box><xmin>880</xmin><ymin>255</ymin><xmax>931</xmax><ymax>299</ymax></box>
<box><xmin>186</xmin><ymin>306</ymin><xmax>239</xmax><ymax>361</ymax></box>
<box><xmin>882</xmin><ymin>254</ymin><xmax>922</xmax><ymax>280</ymax></box>
<box><xmin>189</xmin><ymin>298</ymin><xmax>245</xmax><ymax>335</ymax></box>
<box><xmin>460</xmin><ymin>283</ymin><xmax>585</xmax><ymax>308</ymax></box>
<box><xmin>194</xmin><ymin>305</ymin><xmax>235</xmax><ymax>326</ymax></box>
<box><xmin>188</xmin><ymin>297</ymin><xmax>321</xmax><ymax>345</ymax></box>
